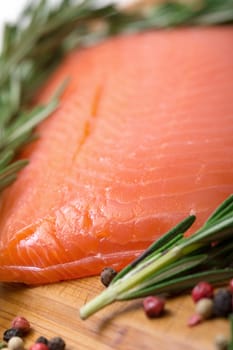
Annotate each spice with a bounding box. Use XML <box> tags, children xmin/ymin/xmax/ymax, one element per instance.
<box><xmin>214</xmin><ymin>334</ymin><xmax>229</xmax><ymax>350</ymax></box>
<box><xmin>195</xmin><ymin>298</ymin><xmax>213</xmax><ymax>319</ymax></box>
<box><xmin>187</xmin><ymin>314</ymin><xmax>202</xmax><ymax>327</ymax></box>
<box><xmin>3</xmin><ymin>329</ymin><xmax>24</xmax><ymax>342</ymax></box>
<box><xmin>100</xmin><ymin>267</ymin><xmax>117</xmax><ymax>287</ymax></box>
<box><xmin>80</xmin><ymin>196</ymin><xmax>233</xmax><ymax>320</ymax></box>
<box><xmin>213</xmin><ymin>289</ymin><xmax>232</xmax><ymax>318</ymax></box>
<box><xmin>191</xmin><ymin>281</ymin><xmax>214</xmax><ymax>303</ymax></box>
<box><xmin>7</xmin><ymin>337</ymin><xmax>24</xmax><ymax>350</ymax></box>
<box><xmin>48</xmin><ymin>337</ymin><xmax>66</xmax><ymax>350</ymax></box>
<box><xmin>35</xmin><ymin>337</ymin><xmax>49</xmax><ymax>345</ymax></box>
<box><xmin>29</xmin><ymin>344</ymin><xmax>49</xmax><ymax>350</ymax></box>
<box><xmin>0</xmin><ymin>342</ymin><xmax>7</xmax><ymax>349</ymax></box>
<box><xmin>11</xmin><ymin>317</ymin><xmax>30</xmax><ymax>334</ymax></box>
<box><xmin>143</xmin><ymin>296</ymin><xmax>165</xmax><ymax>318</ymax></box>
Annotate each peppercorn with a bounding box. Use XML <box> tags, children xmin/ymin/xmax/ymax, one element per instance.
<box><xmin>11</xmin><ymin>316</ymin><xmax>30</xmax><ymax>334</ymax></box>
<box><xmin>143</xmin><ymin>296</ymin><xmax>165</xmax><ymax>318</ymax></box>
<box><xmin>187</xmin><ymin>314</ymin><xmax>202</xmax><ymax>327</ymax></box>
<box><xmin>213</xmin><ymin>289</ymin><xmax>232</xmax><ymax>318</ymax></box>
<box><xmin>0</xmin><ymin>342</ymin><xmax>7</xmax><ymax>349</ymax></box>
<box><xmin>195</xmin><ymin>298</ymin><xmax>213</xmax><ymax>319</ymax></box>
<box><xmin>7</xmin><ymin>337</ymin><xmax>24</xmax><ymax>350</ymax></box>
<box><xmin>29</xmin><ymin>344</ymin><xmax>49</xmax><ymax>350</ymax></box>
<box><xmin>48</xmin><ymin>337</ymin><xmax>66</xmax><ymax>350</ymax></box>
<box><xmin>215</xmin><ymin>334</ymin><xmax>229</xmax><ymax>350</ymax></box>
<box><xmin>191</xmin><ymin>281</ymin><xmax>214</xmax><ymax>303</ymax></box>
<box><xmin>3</xmin><ymin>328</ymin><xmax>24</xmax><ymax>342</ymax></box>
<box><xmin>100</xmin><ymin>267</ymin><xmax>117</xmax><ymax>287</ymax></box>
<box><xmin>35</xmin><ymin>337</ymin><xmax>49</xmax><ymax>345</ymax></box>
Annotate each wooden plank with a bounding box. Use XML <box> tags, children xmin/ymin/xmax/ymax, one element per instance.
<box><xmin>0</xmin><ymin>277</ymin><xmax>230</xmax><ymax>349</ymax></box>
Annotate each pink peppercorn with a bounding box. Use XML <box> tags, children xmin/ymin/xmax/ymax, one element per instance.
<box><xmin>143</xmin><ymin>296</ymin><xmax>165</xmax><ymax>318</ymax></box>
<box><xmin>29</xmin><ymin>343</ymin><xmax>49</xmax><ymax>350</ymax></box>
<box><xmin>191</xmin><ymin>282</ymin><xmax>214</xmax><ymax>303</ymax></box>
<box><xmin>11</xmin><ymin>316</ymin><xmax>31</xmax><ymax>334</ymax></box>
<box><xmin>229</xmin><ymin>279</ymin><xmax>233</xmax><ymax>293</ymax></box>
<box><xmin>187</xmin><ymin>314</ymin><xmax>202</xmax><ymax>327</ymax></box>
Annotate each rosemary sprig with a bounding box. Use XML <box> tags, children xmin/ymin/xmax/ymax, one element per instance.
<box><xmin>1</xmin><ymin>0</ymin><xmax>233</xmax><ymax>192</ymax></box>
<box><xmin>111</xmin><ymin>215</ymin><xmax>195</xmax><ymax>283</ymax></box>
<box><xmin>80</xmin><ymin>195</ymin><xmax>233</xmax><ymax>319</ymax></box>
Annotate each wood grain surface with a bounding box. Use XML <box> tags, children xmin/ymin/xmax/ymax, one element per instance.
<box><xmin>0</xmin><ymin>277</ymin><xmax>230</xmax><ymax>349</ymax></box>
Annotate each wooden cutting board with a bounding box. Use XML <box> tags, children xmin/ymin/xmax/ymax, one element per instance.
<box><xmin>0</xmin><ymin>277</ymin><xmax>230</xmax><ymax>349</ymax></box>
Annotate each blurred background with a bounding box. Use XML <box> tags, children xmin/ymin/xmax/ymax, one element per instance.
<box><xmin>0</xmin><ymin>0</ymin><xmax>125</xmax><ymax>44</ymax></box>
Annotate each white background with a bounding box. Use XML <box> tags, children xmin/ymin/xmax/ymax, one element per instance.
<box><xmin>0</xmin><ymin>0</ymin><xmax>29</xmax><ymax>37</ymax></box>
<box><xmin>0</xmin><ymin>0</ymin><xmax>36</xmax><ymax>47</ymax></box>
<box><xmin>0</xmin><ymin>0</ymin><xmax>28</xmax><ymax>24</ymax></box>
<box><xmin>0</xmin><ymin>0</ymin><xmax>131</xmax><ymax>27</ymax></box>
<box><xmin>0</xmin><ymin>0</ymin><xmax>132</xmax><ymax>48</ymax></box>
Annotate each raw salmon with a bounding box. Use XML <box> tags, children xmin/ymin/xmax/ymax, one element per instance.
<box><xmin>0</xmin><ymin>27</ymin><xmax>233</xmax><ymax>284</ymax></box>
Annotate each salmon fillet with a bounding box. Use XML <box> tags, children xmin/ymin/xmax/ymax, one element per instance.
<box><xmin>0</xmin><ymin>27</ymin><xmax>233</xmax><ymax>284</ymax></box>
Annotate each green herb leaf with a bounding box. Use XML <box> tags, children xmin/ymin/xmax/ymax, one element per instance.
<box><xmin>111</xmin><ymin>215</ymin><xmax>195</xmax><ymax>284</ymax></box>
<box><xmin>119</xmin><ymin>269</ymin><xmax>233</xmax><ymax>300</ymax></box>
<box><xmin>80</xmin><ymin>195</ymin><xmax>233</xmax><ymax>319</ymax></box>
<box><xmin>1</xmin><ymin>0</ymin><xmax>233</xmax><ymax>192</ymax></box>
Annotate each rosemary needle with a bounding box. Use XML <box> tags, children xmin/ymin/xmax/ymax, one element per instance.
<box><xmin>80</xmin><ymin>195</ymin><xmax>233</xmax><ymax>320</ymax></box>
<box><xmin>0</xmin><ymin>0</ymin><xmax>232</xmax><ymax>322</ymax></box>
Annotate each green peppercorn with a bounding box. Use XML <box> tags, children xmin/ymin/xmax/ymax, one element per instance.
<box><xmin>0</xmin><ymin>342</ymin><xmax>7</xmax><ymax>349</ymax></box>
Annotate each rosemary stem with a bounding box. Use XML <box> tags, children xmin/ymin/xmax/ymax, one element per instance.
<box><xmin>80</xmin><ymin>196</ymin><xmax>233</xmax><ymax>320</ymax></box>
<box><xmin>80</xmin><ymin>240</ymin><xmax>205</xmax><ymax>319</ymax></box>
<box><xmin>80</xmin><ymin>287</ymin><xmax>116</xmax><ymax>320</ymax></box>
<box><xmin>80</xmin><ymin>246</ymin><xmax>183</xmax><ymax>319</ymax></box>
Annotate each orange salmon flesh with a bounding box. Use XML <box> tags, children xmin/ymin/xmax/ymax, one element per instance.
<box><xmin>0</xmin><ymin>27</ymin><xmax>233</xmax><ymax>284</ymax></box>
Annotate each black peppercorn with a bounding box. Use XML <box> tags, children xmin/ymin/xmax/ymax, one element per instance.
<box><xmin>48</xmin><ymin>337</ymin><xmax>65</xmax><ymax>350</ymax></box>
<box><xmin>213</xmin><ymin>289</ymin><xmax>232</xmax><ymax>318</ymax></box>
<box><xmin>100</xmin><ymin>267</ymin><xmax>117</xmax><ymax>287</ymax></box>
<box><xmin>3</xmin><ymin>328</ymin><xmax>24</xmax><ymax>342</ymax></box>
<box><xmin>35</xmin><ymin>337</ymin><xmax>49</xmax><ymax>345</ymax></box>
